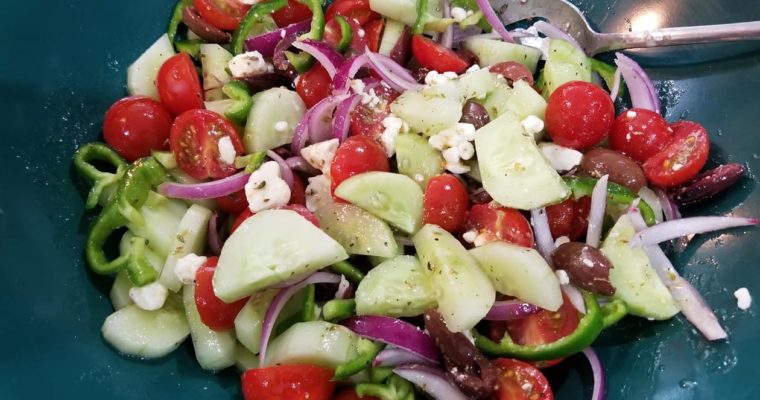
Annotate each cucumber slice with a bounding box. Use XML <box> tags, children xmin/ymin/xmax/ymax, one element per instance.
<box><xmin>475</xmin><ymin>111</ymin><xmax>571</xmax><ymax>210</ymax></box>
<box><xmin>601</xmin><ymin>216</ymin><xmax>679</xmax><ymax>320</ymax></box>
<box><xmin>542</xmin><ymin>39</ymin><xmax>592</xmax><ymax>98</ymax></box>
<box><xmin>101</xmin><ymin>294</ymin><xmax>189</xmax><ymax>359</ymax></box>
<box><xmin>462</xmin><ymin>38</ymin><xmax>542</xmax><ymax>72</ymax></box>
<box><xmin>316</xmin><ymin>202</ymin><xmax>400</xmax><ymax>258</ymax></box>
<box><xmin>369</xmin><ymin>0</ymin><xmax>440</xmax><ymax>27</ymax></box>
<box><xmin>243</xmin><ymin>88</ymin><xmax>306</xmax><ymax>153</ymax></box>
<box><xmin>503</xmin><ymin>80</ymin><xmax>548</xmax><ymax>140</ymax></box>
<box><xmin>334</xmin><ymin>172</ymin><xmax>424</xmax><ymax>234</ymax></box>
<box><xmin>390</xmin><ymin>90</ymin><xmax>463</xmax><ymax>136</ymax></box>
<box><xmin>395</xmin><ymin>133</ymin><xmax>444</xmax><ymax>189</ymax></box>
<box><xmin>355</xmin><ymin>255</ymin><xmax>436</xmax><ymax>317</ymax></box>
<box><xmin>234</xmin><ymin>289</ymin><xmax>277</xmax><ymax>354</ymax></box>
<box><xmin>235</xmin><ymin>345</ymin><xmax>260</xmax><ymax>372</ymax></box>
<box><xmin>264</xmin><ymin>321</ymin><xmax>360</xmax><ymax>368</ymax></box>
<box><xmin>127</xmin><ymin>34</ymin><xmax>176</xmax><ymax>100</ymax></box>
<box><xmin>457</xmin><ymin>67</ymin><xmax>500</xmax><ymax>100</ymax></box>
<box><xmin>200</xmin><ymin>44</ymin><xmax>233</xmax><ymax>92</ymax></box>
<box><xmin>111</xmin><ymin>232</ymin><xmax>166</xmax><ymax>310</ymax></box>
<box><xmin>378</xmin><ymin>18</ymin><xmax>407</xmax><ymax>57</ymax></box>
<box><xmin>469</xmin><ymin>242</ymin><xmax>562</xmax><ymax>312</ymax></box>
<box><xmin>413</xmin><ymin>225</ymin><xmax>495</xmax><ymax>332</ymax></box>
<box><xmin>204</xmin><ymin>99</ymin><xmax>236</xmax><ymax>116</ymax></box>
<box><xmin>214</xmin><ymin>209</ymin><xmax>348</xmax><ymax>302</ymax></box>
<box><xmin>127</xmin><ymin>191</ymin><xmax>188</xmax><ymax>259</ymax></box>
<box><xmin>159</xmin><ymin>204</ymin><xmax>213</xmax><ymax>292</ymax></box>
<box><xmin>481</xmin><ymin>80</ymin><xmax>511</xmax><ymax>120</ymax></box>
<box><xmin>182</xmin><ymin>283</ymin><xmax>237</xmax><ymax>370</ymax></box>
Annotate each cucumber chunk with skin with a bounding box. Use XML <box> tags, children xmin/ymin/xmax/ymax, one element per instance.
<box><xmin>542</xmin><ymin>39</ymin><xmax>592</xmax><ymax>98</ymax></box>
<box><xmin>200</xmin><ymin>44</ymin><xmax>233</xmax><ymax>93</ymax></box>
<box><xmin>391</xmin><ymin>90</ymin><xmax>463</xmax><ymax>136</ymax></box>
<box><xmin>234</xmin><ymin>289</ymin><xmax>277</xmax><ymax>354</ymax></box>
<box><xmin>335</xmin><ymin>172</ymin><xmax>424</xmax><ymax>234</ymax></box>
<box><xmin>214</xmin><ymin>209</ymin><xmax>348</xmax><ymax>302</ymax></box>
<box><xmin>601</xmin><ymin>215</ymin><xmax>679</xmax><ymax>320</ymax></box>
<box><xmin>243</xmin><ymin>88</ymin><xmax>306</xmax><ymax>153</ymax></box>
<box><xmin>316</xmin><ymin>202</ymin><xmax>400</xmax><ymax>258</ymax></box>
<box><xmin>369</xmin><ymin>0</ymin><xmax>441</xmax><ymax>27</ymax></box>
<box><xmin>183</xmin><ymin>283</ymin><xmax>237</xmax><ymax>371</ymax></box>
<box><xmin>264</xmin><ymin>321</ymin><xmax>360</xmax><ymax>368</ymax></box>
<box><xmin>413</xmin><ymin>225</ymin><xmax>495</xmax><ymax>332</ymax></box>
<box><xmin>101</xmin><ymin>294</ymin><xmax>189</xmax><ymax>359</ymax></box>
<box><xmin>475</xmin><ymin>111</ymin><xmax>571</xmax><ymax>210</ymax></box>
<box><xmin>235</xmin><ymin>345</ymin><xmax>260</xmax><ymax>372</ymax></box>
<box><xmin>481</xmin><ymin>79</ymin><xmax>547</xmax><ymax>140</ymax></box>
<box><xmin>462</xmin><ymin>38</ymin><xmax>542</xmax><ymax>72</ymax></box>
<box><xmin>469</xmin><ymin>242</ymin><xmax>562</xmax><ymax>312</ymax></box>
<box><xmin>127</xmin><ymin>191</ymin><xmax>188</xmax><ymax>260</ymax></box>
<box><xmin>159</xmin><ymin>204</ymin><xmax>213</xmax><ymax>292</ymax></box>
<box><xmin>355</xmin><ymin>255</ymin><xmax>437</xmax><ymax>317</ymax></box>
<box><xmin>395</xmin><ymin>133</ymin><xmax>444</xmax><ymax>189</ymax></box>
<box><xmin>127</xmin><ymin>34</ymin><xmax>176</xmax><ymax>100</ymax></box>
<box><xmin>111</xmin><ymin>231</ymin><xmax>166</xmax><ymax>310</ymax></box>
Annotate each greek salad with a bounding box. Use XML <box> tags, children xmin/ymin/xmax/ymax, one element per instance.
<box><xmin>73</xmin><ymin>0</ymin><xmax>757</xmax><ymax>399</ymax></box>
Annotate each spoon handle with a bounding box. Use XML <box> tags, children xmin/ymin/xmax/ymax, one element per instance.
<box><xmin>594</xmin><ymin>21</ymin><xmax>760</xmax><ymax>54</ymax></box>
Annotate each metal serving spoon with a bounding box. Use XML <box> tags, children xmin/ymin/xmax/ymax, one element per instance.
<box><xmin>492</xmin><ymin>0</ymin><xmax>760</xmax><ymax>56</ymax></box>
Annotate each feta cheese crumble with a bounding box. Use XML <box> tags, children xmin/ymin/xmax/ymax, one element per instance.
<box><xmin>380</xmin><ymin>115</ymin><xmax>410</xmax><ymax>157</ymax></box>
<box><xmin>555</xmin><ymin>269</ymin><xmax>571</xmax><ymax>285</ymax></box>
<box><xmin>300</xmin><ymin>139</ymin><xmax>339</xmax><ymax>176</ymax></box>
<box><xmin>174</xmin><ymin>253</ymin><xmax>208</xmax><ymax>284</ymax></box>
<box><xmin>217</xmin><ymin>136</ymin><xmax>236</xmax><ymax>165</ymax></box>
<box><xmin>228</xmin><ymin>51</ymin><xmax>274</xmax><ymax>79</ymax></box>
<box><xmin>450</xmin><ymin>7</ymin><xmax>474</xmax><ymax>22</ymax></box>
<box><xmin>734</xmin><ymin>287</ymin><xmax>752</xmax><ymax>310</ymax></box>
<box><xmin>428</xmin><ymin>123</ymin><xmax>477</xmax><ymax>174</ymax></box>
<box><xmin>274</xmin><ymin>120</ymin><xmax>289</xmax><ymax>133</ymax></box>
<box><xmin>521</xmin><ymin>115</ymin><xmax>545</xmax><ymax>137</ymax></box>
<box><xmin>538</xmin><ymin>142</ymin><xmax>583</xmax><ymax>173</ymax></box>
<box><xmin>424</xmin><ymin>70</ymin><xmax>458</xmax><ymax>86</ymax></box>
<box><xmin>129</xmin><ymin>282</ymin><xmax>168</xmax><ymax>311</ymax></box>
<box><xmin>305</xmin><ymin>174</ymin><xmax>332</xmax><ymax>212</ymax></box>
<box><xmin>245</xmin><ymin>161</ymin><xmax>291</xmax><ymax>212</ymax></box>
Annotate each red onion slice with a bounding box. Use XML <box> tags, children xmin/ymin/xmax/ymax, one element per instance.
<box><xmin>332</xmin><ymin>55</ymin><xmax>369</xmax><ymax>95</ymax></box>
<box><xmin>259</xmin><ymin>271</ymin><xmax>341</xmax><ymax>364</ymax></box>
<box><xmin>393</xmin><ymin>364</ymin><xmax>469</xmax><ymax>400</ymax></box>
<box><xmin>291</xmin><ymin>94</ymin><xmax>350</xmax><ymax>153</ymax></box>
<box><xmin>530</xmin><ymin>208</ymin><xmax>555</xmax><ymax>260</ymax></box>
<box><xmin>440</xmin><ymin>0</ymin><xmax>454</xmax><ymax>49</ymax></box>
<box><xmin>629</xmin><ymin>216</ymin><xmax>757</xmax><ymax>248</ymax></box>
<box><xmin>333</xmin><ymin>94</ymin><xmax>361</xmax><ymax>142</ymax></box>
<box><xmin>533</xmin><ymin>21</ymin><xmax>584</xmax><ymax>53</ymax></box>
<box><xmin>266</xmin><ymin>150</ymin><xmax>295</xmax><ymax>190</ymax></box>
<box><xmin>341</xmin><ymin>315</ymin><xmax>441</xmax><ymax>364</ymax></box>
<box><xmin>365</xmin><ymin>51</ymin><xmax>424</xmax><ymax>92</ymax></box>
<box><xmin>608</xmin><ymin>67</ymin><xmax>623</xmax><ymax>100</ymax></box>
<box><xmin>614</xmin><ymin>52</ymin><xmax>660</xmax><ymax>113</ymax></box>
<box><xmin>586</xmin><ymin>175</ymin><xmax>609</xmax><ymax>248</ymax></box>
<box><xmin>245</xmin><ymin>19</ymin><xmax>312</xmax><ymax>57</ymax></box>
<box><xmin>158</xmin><ymin>171</ymin><xmax>250</xmax><ymax>200</ymax></box>
<box><xmin>628</xmin><ymin>208</ymin><xmax>727</xmax><ymax>341</ymax></box>
<box><xmin>285</xmin><ymin>155</ymin><xmax>320</xmax><ymax>175</ymax></box>
<box><xmin>373</xmin><ymin>347</ymin><xmax>437</xmax><ymax>367</ymax></box>
<box><xmin>485</xmin><ymin>300</ymin><xmax>540</xmax><ymax>321</ymax></box>
<box><xmin>654</xmin><ymin>187</ymin><xmax>681</xmax><ymax>221</ymax></box>
<box><xmin>291</xmin><ymin>39</ymin><xmax>345</xmax><ymax>78</ymax></box>
<box><xmin>475</xmin><ymin>0</ymin><xmax>514</xmax><ymax>43</ymax></box>
<box><xmin>582</xmin><ymin>348</ymin><xmax>606</xmax><ymax>400</ymax></box>
<box><xmin>335</xmin><ymin>275</ymin><xmax>351</xmax><ymax>299</ymax></box>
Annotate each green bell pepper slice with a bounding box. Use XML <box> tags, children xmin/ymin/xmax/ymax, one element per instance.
<box><xmin>85</xmin><ymin>157</ymin><xmax>167</xmax><ymax>286</ymax></box>
<box><xmin>323</xmin><ymin>298</ymin><xmax>356</xmax><ymax>321</ymax></box>
<box><xmin>335</xmin><ymin>15</ymin><xmax>353</xmax><ymax>53</ymax></box>
<box><xmin>175</xmin><ymin>39</ymin><xmax>202</xmax><ymax>58</ymax></box>
<box><xmin>413</xmin><ymin>0</ymin><xmax>429</xmax><ymax>35</ymax></box>
<box><xmin>563</xmin><ymin>176</ymin><xmax>657</xmax><ymax>226</ymax></box>
<box><xmin>284</xmin><ymin>0</ymin><xmax>326</xmax><ymax>73</ymax></box>
<box><xmin>356</xmin><ymin>374</ymin><xmax>416</xmax><ymax>400</ymax></box>
<box><xmin>329</xmin><ymin>260</ymin><xmax>365</xmax><ymax>284</ymax></box>
<box><xmin>232</xmin><ymin>0</ymin><xmax>289</xmax><ymax>55</ymax></box>
<box><xmin>74</xmin><ymin>143</ymin><xmax>128</xmax><ymax>210</ymax></box>
<box><xmin>590</xmin><ymin>58</ymin><xmax>626</xmax><ymax>99</ymax></box>
<box><xmin>601</xmin><ymin>298</ymin><xmax>628</xmax><ymax>328</ymax></box>
<box><xmin>474</xmin><ymin>291</ymin><xmax>604</xmax><ymax>361</ymax></box>
<box><xmin>334</xmin><ymin>338</ymin><xmax>384</xmax><ymax>380</ymax></box>
<box><xmin>221</xmin><ymin>80</ymin><xmax>253</xmax><ymax>126</ymax></box>
<box><xmin>167</xmin><ymin>0</ymin><xmax>193</xmax><ymax>45</ymax></box>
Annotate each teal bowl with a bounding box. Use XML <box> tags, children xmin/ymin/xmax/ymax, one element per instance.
<box><xmin>2</xmin><ymin>0</ymin><xmax>759</xmax><ymax>398</ymax></box>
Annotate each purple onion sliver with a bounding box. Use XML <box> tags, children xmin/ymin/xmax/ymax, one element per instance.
<box><xmin>367</xmin><ymin>51</ymin><xmax>418</xmax><ymax>84</ymax></box>
<box><xmin>530</xmin><ymin>208</ymin><xmax>555</xmax><ymax>260</ymax></box>
<box><xmin>485</xmin><ymin>300</ymin><xmax>540</xmax><ymax>321</ymax></box>
<box><xmin>533</xmin><ymin>21</ymin><xmax>584</xmax><ymax>53</ymax></box>
<box><xmin>245</xmin><ymin>19</ymin><xmax>312</xmax><ymax>57</ymax></box>
<box><xmin>614</xmin><ymin>52</ymin><xmax>660</xmax><ymax>113</ymax></box>
<box><xmin>309</xmin><ymin>94</ymin><xmax>351</xmax><ymax>144</ymax></box>
<box><xmin>609</xmin><ymin>67</ymin><xmax>622</xmax><ymax>100</ymax></box>
<box><xmin>291</xmin><ymin>39</ymin><xmax>345</xmax><ymax>78</ymax></box>
<box><xmin>373</xmin><ymin>347</ymin><xmax>438</xmax><ymax>367</ymax></box>
<box><xmin>654</xmin><ymin>187</ymin><xmax>679</xmax><ymax>221</ymax></box>
<box><xmin>333</xmin><ymin>94</ymin><xmax>360</xmax><ymax>142</ymax></box>
<box><xmin>365</xmin><ymin>51</ymin><xmax>423</xmax><ymax>92</ymax></box>
<box><xmin>207</xmin><ymin>213</ymin><xmax>222</xmax><ymax>256</ymax></box>
<box><xmin>285</xmin><ymin>156</ymin><xmax>320</xmax><ymax>175</ymax></box>
<box><xmin>341</xmin><ymin>315</ymin><xmax>441</xmax><ymax>363</ymax></box>
<box><xmin>393</xmin><ymin>364</ymin><xmax>469</xmax><ymax>400</ymax></box>
<box><xmin>628</xmin><ymin>216</ymin><xmax>758</xmax><ymax>248</ymax></box>
<box><xmin>273</xmin><ymin>30</ymin><xmax>300</xmax><ymax>71</ymax></box>
<box><xmin>332</xmin><ymin>54</ymin><xmax>369</xmax><ymax>94</ymax></box>
<box><xmin>582</xmin><ymin>348</ymin><xmax>606</xmax><ymax>400</ymax></box>
<box><xmin>440</xmin><ymin>0</ymin><xmax>454</xmax><ymax>49</ymax></box>
<box><xmin>259</xmin><ymin>271</ymin><xmax>341</xmax><ymax>365</ymax></box>
<box><xmin>475</xmin><ymin>0</ymin><xmax>514</xmax><ymax>43</ymax></box>
<box><xmin>335</xmin><ymin>275</ymin><xmax>351</xmax><ymax>299</ymax></box>
<box><xmin>586</xmin><ymin>175</ymin><xmax>609</xmax><ymax>248</ymax></box>
<box><xmin>157</xmin><ymin>171</ymin><xmax>250</xmax><ymax>200</ymax></box>
<box><xmin>266</xmin><ymin>150</ymin><xmax>295</xmax><ymax>190</ymax></box>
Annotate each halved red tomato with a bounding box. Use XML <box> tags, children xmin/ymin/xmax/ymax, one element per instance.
<box><xmin>423</xmin><ymin>174</ymin><xmax>469</xmax><ymax>232</ymax></box>
<box><xmin>194</xmin><ymin>0</ymin><xmax>248</xmax><ymax>31</ymax></box>
<box><xmin>103</xmin><ymin>96</ymin><xmax>174</xmax><ymax>162</ymax></box>
<box><xmin>465</xmin><ymin>203</ymin><xmax>534</xmax><ymax>248</ymax></box>
<box><xmin>242</xmin><ymin>364</ymin><xmax>336</xmax><ymax>400</ymax></box>
<box><xmin>215</xmin><ymin>189</ymin><xmax>248</xmax><ymax>214</ymax></box>
<box><xmin>325</xmin><ymin>0</ymin><xmax>380</xmax><ymax>26</ymax></box>
<box><xmin>642</xmin><ymin>120</ymin><xmax>710</xmax><ymax>188</ymax></box>
<box><xmin>545</xmin><ymin>196</ymin><xmax>591</xmax><ymax>241</ymax></box>
<box><xmin>194</xmin><ymin>257</ymin><xmax>248</xmax><ymax>331</ymax></box>
<box><xmin>411</xmin><ymin>35</ymin><xmax>469</xmax><ymax>74</ymax></box>
<box><xmin>271</xmin><ymin>0</ymin><xmax>313</xmax><ymax>27</ymax></box>
<box><xmin>296</xmin><ymin>64</ymin><xmax>333</xmax><ymax>109</ymax></box>
<box><xmin>156</xmin><ymin>53</ymin><xmax>204</xmax><ymax>116</ymax></box>
<box><xmin>349</xmin><ymin>84</ymin><xmax>400</xmax><ymax>141</ymax></box>
<box><xmin>330</xmin><ymin>135</ymin><xmax>390</xmax><ymax>191</ymax></box>
<box><xmin>493</xmin><ymin>358</ymin><xmax>554</xmax><ymax>400</ymax></box>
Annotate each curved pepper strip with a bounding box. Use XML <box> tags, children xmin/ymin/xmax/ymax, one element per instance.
<box><xmin>85</xmin><ymin>157</ymin><xmax>166</xmax><ymax>286</ymax></box>
<box><xmin>167</xmin><ymin>0</ymin><xmax>194</xmax><ymax>44</ymax></box>
<box><xmin>330</xmin><ymin>260</ymin><xmax>365</xmax><ymax>284</ymax></box>
<box><xmin>175</xmin><ymin>38</ymin><xmax>202</xmax><ymax>58</ymax></box>
<box><xmin>222</xmin><ymin>80</ymin><xmax>253</xmax><ymax>125</ymax></box>
<box><xmin>474</xmin><ymin>291</ymin><xmax>603</xmax><ymax>361</ymax></box>
<box><xmin>323</xmin><ymin>298</ymin><xmax>356</xmax><ymax>322</ymax></box>
<box><xmin>334</xmin><ymin>338</ymin><xmax>384</xmax><ymax>380</ymax></box>
<box><xmin>284</xmin><ymin>0</ymin><xmax>326</xmax><ymax>73</ymax></box>
<box><xmin>232</xmin><ymin>0</ymin><xmax>289</xmax><ymax>55</ymax></box>
<box><xmin>413</xmin><ymin>0</ymin><xmax>429</xmax><ymax>35</ymax></box>
<box><xmin>601</xmin><ymin>298</ymin><xmax>628</xmax><ymax>329</ymax></box>
<box><xmin>563</xmin><ymin>176</ymin><xmax>657</xmax><ymax>226</ymax></box>
<box><xmin>590</xmin><ymin>58</ymin><xmax>627</xmax><ymax>99</ymax></box>
<box><xmin>334</xmin><ymin>15</ymin><xmax>353</xmax><ymax>53</ymax></box>
<box><xmin>73</xmin><ymin>143</ymin><xmax>128</xmax><ymax>210</ymax></box>
<box><xmin>356</xmin><ymin>374</ymin><xmax>416</xmax><ymax>400</ymax></box>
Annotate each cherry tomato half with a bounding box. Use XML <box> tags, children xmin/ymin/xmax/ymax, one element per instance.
<box><xmin>195</xmin><ymin>257</ymin><xmax>248</xmax><ymax>331</ymax></box>
<box><xmin>271</xmin><ymin>0</ymin><xmax>313</xmax><ymax>27</ymax></box>
<box><xmin>241</xmin><ymin>364</ymin><xmax>336</xmax><ymax>400</ymax></box>
<box><xmin>103</xmin><ymin>96</ymin><xmax>174</xmax><ymax>161</ymax></box>
<box><xmin>642</xmin><ymin>120</ymin><xmax>710</xmax><ymax>188</ymax></box>
<box><xmin>169</xmin><ymin>109</ymin><xmax>244</xmax><ymax>180</ymax></box>
<box><xmin>411</xmin><ymin>35</ymin><xmax>469</xmax><ymax>74</ymax></box>
<box><xmin>323</xmin><ymin>15</ymin><xmax>368</xmax><ymax>53</ymax></box>
<box><xmin>364</xmin><ymin>18</ymin><xmax>385</xmax><ymax>53</ymax></box>
<box><xmin>609</xmin><ymin>108</ymin><xmax>672</xmax><ymax>163</ymax></box>
<box><xmin>193</xmin><ymin>0</ymin><xmax>248</xmax><ymax>31</ymax></box>
<box><xmin>545</xmin><ymin>81</ymin><xmax>615</xmax><ymax>150</ymax></box>
<box><xmin>465</xmin><ymin>203</ymin><xmax>534</xmax><ymax>248</ymax></box>
<box><xmin>296</xmin><ymin>64</ymin><xmax>332</xmax><ymax>109</ymax></box>
<box><xmin>215</xmin><ymin>189</ymin><xmax>248</xmax><ymax>214</ymax></box>
<box><xmin>545</xmin><ymin>196</ymin><xmax>591</xmax><ymax>241</ymax></box>
<box><xmin>330</xmin><ymin>135</ymin><xmax>390</xmax><ymax>191</ymax></box>
<box><xmin>493</xmin><ymin>358</ymin><xmax>554</xmax><ymax>400</ymax></box>
<box><xmin>349</xmin><ymin>84</ymin><xmax>400</xmax><ymax>141</ymax></box>
<box><xmin>423</xmin><ymin>174</ymin><xmax>469</xmax><ymax>232</ymax></box>
<box><xmin>325</xmin><ymin>0</ymin><xmax>380</xmax><ymax>27</ymax></box>
<box><xmin>156</xmin><ymin>53</ymin><xmax>204</xmax><ymax>116</ymax></box>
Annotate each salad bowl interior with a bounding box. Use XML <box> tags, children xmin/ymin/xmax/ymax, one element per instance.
<box><xmin>2</xmin><ymin>0</ymin><xmax>760</xmax><ymax>399</ymax></box>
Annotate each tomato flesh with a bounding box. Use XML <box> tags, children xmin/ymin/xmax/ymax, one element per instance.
<box><xmin>271</xmin><ymin>0</ymin><xmax>313</xmax><ymax>27</ymax></box>
<box><xmin>195</xmin><ymin>257</ymin><xmax>247</xmax><ymax>331</ymax></box>
<box><xmin>169</xmin><ymin>109</ymin><xmax>244</xmax><ymax>180</ymax></box>
<box><xmin>325</xmin><ymin>0</ymin><xmax>380</xmax><ymax>26</ymax></box>
<box><xmin>423</xmin><ymin>174</ymin><xmax>469</xmax><ymax>232</ymax></box>
<box><xmin>609</xmin><ymin>108</ymin><xmax>673</xmax><ymax>163</ymax></box>
<box><xmin>157</xmin><ymin>53</ymin><xmax>204</xmax><ymax>116</ymax></box>
<box><xmin>330</xmin><ymin>135</ymin><xmax>390</xmax><ymax>190</ymax></box>
<box><xmin>296</xmin><ymin>64</ymin><xmax>333</xmax><ymax>109</ymax></box>
<box><xmin>103</xmin><ymin>96</ymin><xmax>173</xmax><ymax>162</ymax></box>
<box><xmin>324</xmin><ymin>16</ymin><xmax>368</xmax><ymax>53</ymax></box>
<box><xmin>241</xmin><ymin>364</ymin><xmax>336</xmax><ymax>400</ymax></box>
<box><xmin>231</xmin><ymin>208</ymin><xmax>255</xmax><ymax>233</ymax></box>
<box><xmin>493</xmin><ymin>358</ymin><xmax>554</xmax><ymax>400</ymax></box>
<box><xmin>193</xmin><ymin>0</ymin><xmax>248</xmax><ymax>31</ymax></box>
<box><xmin>642</xmin><ymin>120</ymin><xmax>710</xmax><ymax>187</ymax></box>
<box><xmin>411</xmin><ymin>35</ymin><xmax>469</xmax><ymax>74</ymax></box>
<box><xmin>545</xmin><ymin>81</ymin><xmax>615</xmax><ymax>150</ymax></box>
<box><xmin>364</xmin><ymin>19</ymin><xmax>385</xmax><ymax>53</ymax></box>
<box><xmin>349</xmin><ymin>85</ymin><xmax>400</xmax><ymax>141</ymax></box>
<box><xmin>215</xmin><ymin>189</ymin><xmax>248</xmax><ymax>214</ymax></box>
<box><xmin>545</xmin><ymin>196</ymin><xmax>591</xmax><ymax>241</ymax></box>
<box><xmin>465</xmin><ymin>203</ymin><xmax>534</xmax><ymax>248</ymax></box>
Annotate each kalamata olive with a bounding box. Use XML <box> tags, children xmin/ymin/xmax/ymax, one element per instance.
<box><xmin>551</xmin><ymin>242</ymin><xmax>615</xmax><ymax>296</ymax></box>
<box><xmin>182</xmin><ymin>7</ymin><xmax>231</xmax><ymax>44</ymax></box>
<box><xmin>389</xmin><ymin>26</ymin><xmax>413</xmax><ymax>65</ymax></box>
<box><xmin>672</xmin><ymin>163</ymin><xmax>746</xmax><ymax>206</ymax></box>
<box><xmin>236</xmin><ymin>73</ymin><xmax>292</xmax><ymax>94</ymax></box>
<box><xmin>460</xmin><ymin>100</ymin><xmax>490</xmax><ymax>129</ymax></box>
<box><xmin>456</xmin><ymin>49</ymin><xmax>480</xmax><ymax>67</ymax></box>
<box><xmin>489</xmin><ymin>61</ymin><xmax>534</xmax><ymax>86</ymax></box>
<box><xmin>579</xmin><ymin>148</ymin><xmax>647</xmax><ymax>192</ymax></box>
<box><xmin>413</xmin><ymin>67</ymin><xmax>432</xmax><ymax>84</ymax></box>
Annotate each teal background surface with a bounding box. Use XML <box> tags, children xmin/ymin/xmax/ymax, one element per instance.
<box><xmin>1</xmin><ymin>0</ymin><xmax>759</xmax><ymax>398</ymax></box>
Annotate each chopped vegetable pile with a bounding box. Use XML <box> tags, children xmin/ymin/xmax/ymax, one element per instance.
<box><xmin>73</xmin><ymin>0</ymin><xmax>756</xmax><ymax>399</ymax></box>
